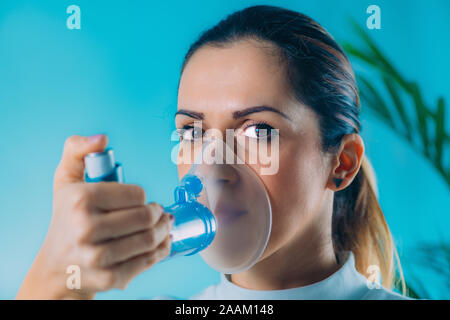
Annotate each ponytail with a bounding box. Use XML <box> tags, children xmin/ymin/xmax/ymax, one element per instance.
<box><xmin>332</xmin><ymin>155</ymin><xmax>405</xmax><ymax>292</ymax></box>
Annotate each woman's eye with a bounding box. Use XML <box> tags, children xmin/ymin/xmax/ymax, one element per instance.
<box><xmin>243</xmin><ymin>123</ymin><xmax>274</xmax><ymax>139</ymax></box>
<box><xmin>178</xmin><ymin>126</ymin><xmax>204</xmax><ymax>141</ymax></box>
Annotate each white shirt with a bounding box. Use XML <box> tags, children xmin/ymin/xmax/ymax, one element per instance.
<box><xmin>155</xmin><ymin>251</ymin><xmax>411</xmax><ymax>300</ymax></box>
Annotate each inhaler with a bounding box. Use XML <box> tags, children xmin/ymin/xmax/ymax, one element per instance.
<box><xmin>84</xmin><ymin>139</ymin><xmax>272</xmax><ymax>274</ymax></box>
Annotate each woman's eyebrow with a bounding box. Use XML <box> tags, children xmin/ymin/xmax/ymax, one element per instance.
<box><xmin>175</xmin><ymin>109</ymin><xmax>204</xmax><ymax>120</ymax></box>
<box><xmin>233</xmin><ymin>106</ymin><xmax>291</xmax><ymax>120</ymax></box>
<box><xmin>175</xmin><ymin>106</ymin><xmax>291</xmax><ymax>120</ymax></box>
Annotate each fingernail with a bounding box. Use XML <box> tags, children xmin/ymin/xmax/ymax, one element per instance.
<box><xmin>88</xmin><ymin>134</ymin><xmax>104</xmax><ymax>143</ymax></box>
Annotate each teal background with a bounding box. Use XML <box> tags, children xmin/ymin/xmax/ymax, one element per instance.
<box><xmin>0</xmin><ymin>0</ymin><xmax>448</xmax><ymax>299</ymax></box>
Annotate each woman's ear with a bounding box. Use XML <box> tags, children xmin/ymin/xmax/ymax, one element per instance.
<box><xmin>327</xmin><ymin>134</ymin><xmax>365</xmax><ymax>191</ymax></box>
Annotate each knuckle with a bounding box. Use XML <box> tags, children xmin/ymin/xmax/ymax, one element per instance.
<box><xmin>148</xmin><ymin>202</ymin><xmax>163</xmax><ymax>223</ymax></box>
<box><xmin>129</xmin><ymin>184</ymin><xmax>146</xmax><ymax>204</ymax></box>
<box><xmin>85</xmin><ymin>246</ymin><xmax>105</xmax><ymax>268</ymax></box>
<box><xmin>98</xmin><ymin>271</ymin><xmax>117</xmax><ymax>291</ymax></box>
<box><xmin>164</xmin><ymin>214</ymin><xmax>173</xmax><ymax>229</ymax></box>
<box><xmin>143</xmin><ymin>230</ymin><xmax>156</xmax><ymax>248</ymax></box>
<box><xmin>145</xmin><ymin>253</ymin><xmax>157</xmax><ymax>268</ymax></box>
<box><xmin>157</xmin><ymin>240</ymin><xmax>171</xmax><ymax>260</ymax></box>
<box><xmin>162</xmin><ymin>237</ymin><xmax>172</xmax><ymax>256</ymax></box>
<box><xmin>159</xmin><ymin>213</ymin><xmax>171</xmax><ymax>231</ymax></box>
<box><xmin>138</xmin><ymin>206</ymin><xmax>152</xmax><ymax>226</ymax></box>
<box><xmin>71</xmin><ymin>186</ymin><xmax>93</xmax><ymax>210</ymax></box>
<box><xmin>73</xmin><ymin>214</ymin><xmax>96</xmax><ymax>243</ymax></box>
<box><xmin>148</xmin><ymin>202</ymin><xmax>162</xmax><ymax>212</ymax></box>
<box><xmin>116</xmin><ymin>280</ymin><xmax>128</xmax><ymax>291</ymax></box>
<box><xmin>64</xmin><ymin>135</ymin><xmax>79</xmax><ymax>151</ymax></box>
<box><xmin>72</xmin><ymin>215</ymin><xmax>88</xmax><ymax>241</ymax></box>
<box><xmin>147</xmin><ymin>238</ymin><xmax>171</xmax><ymax>267</ymax></box>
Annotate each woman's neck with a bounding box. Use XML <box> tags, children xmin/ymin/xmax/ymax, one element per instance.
<box><xmin>230</xmin><ymin>222</ymin><xmax>340</xmax><ymax>290</ymax></box>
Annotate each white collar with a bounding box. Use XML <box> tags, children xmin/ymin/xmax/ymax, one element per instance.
<box><xmin>215</xmin><ymin>251</ymin><xmax>370</xmax><ymax>299</ymax></box>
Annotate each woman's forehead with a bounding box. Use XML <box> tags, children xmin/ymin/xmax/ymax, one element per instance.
<box><xmin>177</xmin><ymin>40</ymin><xmax>292</xmax><ymax>114</ymax></box>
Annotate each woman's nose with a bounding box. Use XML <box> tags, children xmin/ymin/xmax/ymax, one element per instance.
<box><xmin>194</xmin><ymin>139</ymin><xmax>241</xmax><ymax>188</ymax></box>
<box><xmin>209</xmin><ymin>163</ymin><xmax>240</xmax><ymax>188</ymax></box>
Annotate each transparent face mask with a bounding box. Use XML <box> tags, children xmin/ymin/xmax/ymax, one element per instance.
<box><xmin>175</xmin><ymin>138</ymin><xmax>272</xmax><ymax>274</ymax></box>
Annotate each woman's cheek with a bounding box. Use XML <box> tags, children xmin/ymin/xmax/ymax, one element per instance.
<box><xmin>257</xmin><ymin>141</ymin><xmax>324</xmax><ymax>255</ymax></box>
<box><xmin>253</xmin><ymin>151</ymin><xmax>302</xmax><ymax>255</ymax></box>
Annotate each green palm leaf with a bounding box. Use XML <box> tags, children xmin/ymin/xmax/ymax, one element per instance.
<box><xmin>341</xmin><ymin>20</ymin><xmax>450</xmax><ymax>187</ymax></box>
<box><xmin>382</xmin><ymin>76</ymin><xmax>413</xmax><ymax>142</ymax></box>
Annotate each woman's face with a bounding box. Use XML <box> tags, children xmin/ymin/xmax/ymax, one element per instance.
<box><xmin>175</xmin><ymin>39</ymin><xmax>332</xmax><ymax>262</ymax></box>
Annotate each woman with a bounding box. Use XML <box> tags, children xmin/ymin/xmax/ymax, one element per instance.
<box><xmin>17</xmin><ymin>5</ymin><xmax>410</xmax><ymax>299</ymax></box>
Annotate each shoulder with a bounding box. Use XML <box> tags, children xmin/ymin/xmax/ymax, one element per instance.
<box><xmin>360</xmin><ymin>287</ymin><xmax>414</xmax><ymax>300</ymax></box>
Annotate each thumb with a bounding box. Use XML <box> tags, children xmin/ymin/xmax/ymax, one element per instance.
<box><xmin>54</xmin><ymin>134</ymin><xmax>108</xmax><ymax>192</ymax></box>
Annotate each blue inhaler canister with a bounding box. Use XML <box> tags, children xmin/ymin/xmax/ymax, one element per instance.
<box><xmin>83</xmin><ymin>148</ymin><xmax>217</xmax><ymax>262</ymax></box>
<box><xmin>84</xmin><ymin>148</ymin><xmax>124</xmax><ymax>183</ymax></box>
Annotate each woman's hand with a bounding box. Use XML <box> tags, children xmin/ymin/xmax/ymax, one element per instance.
<box><xmin>16</xmin><ymin>135</ymin><xmax>173</xmax><ymax>299</ymax></box>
